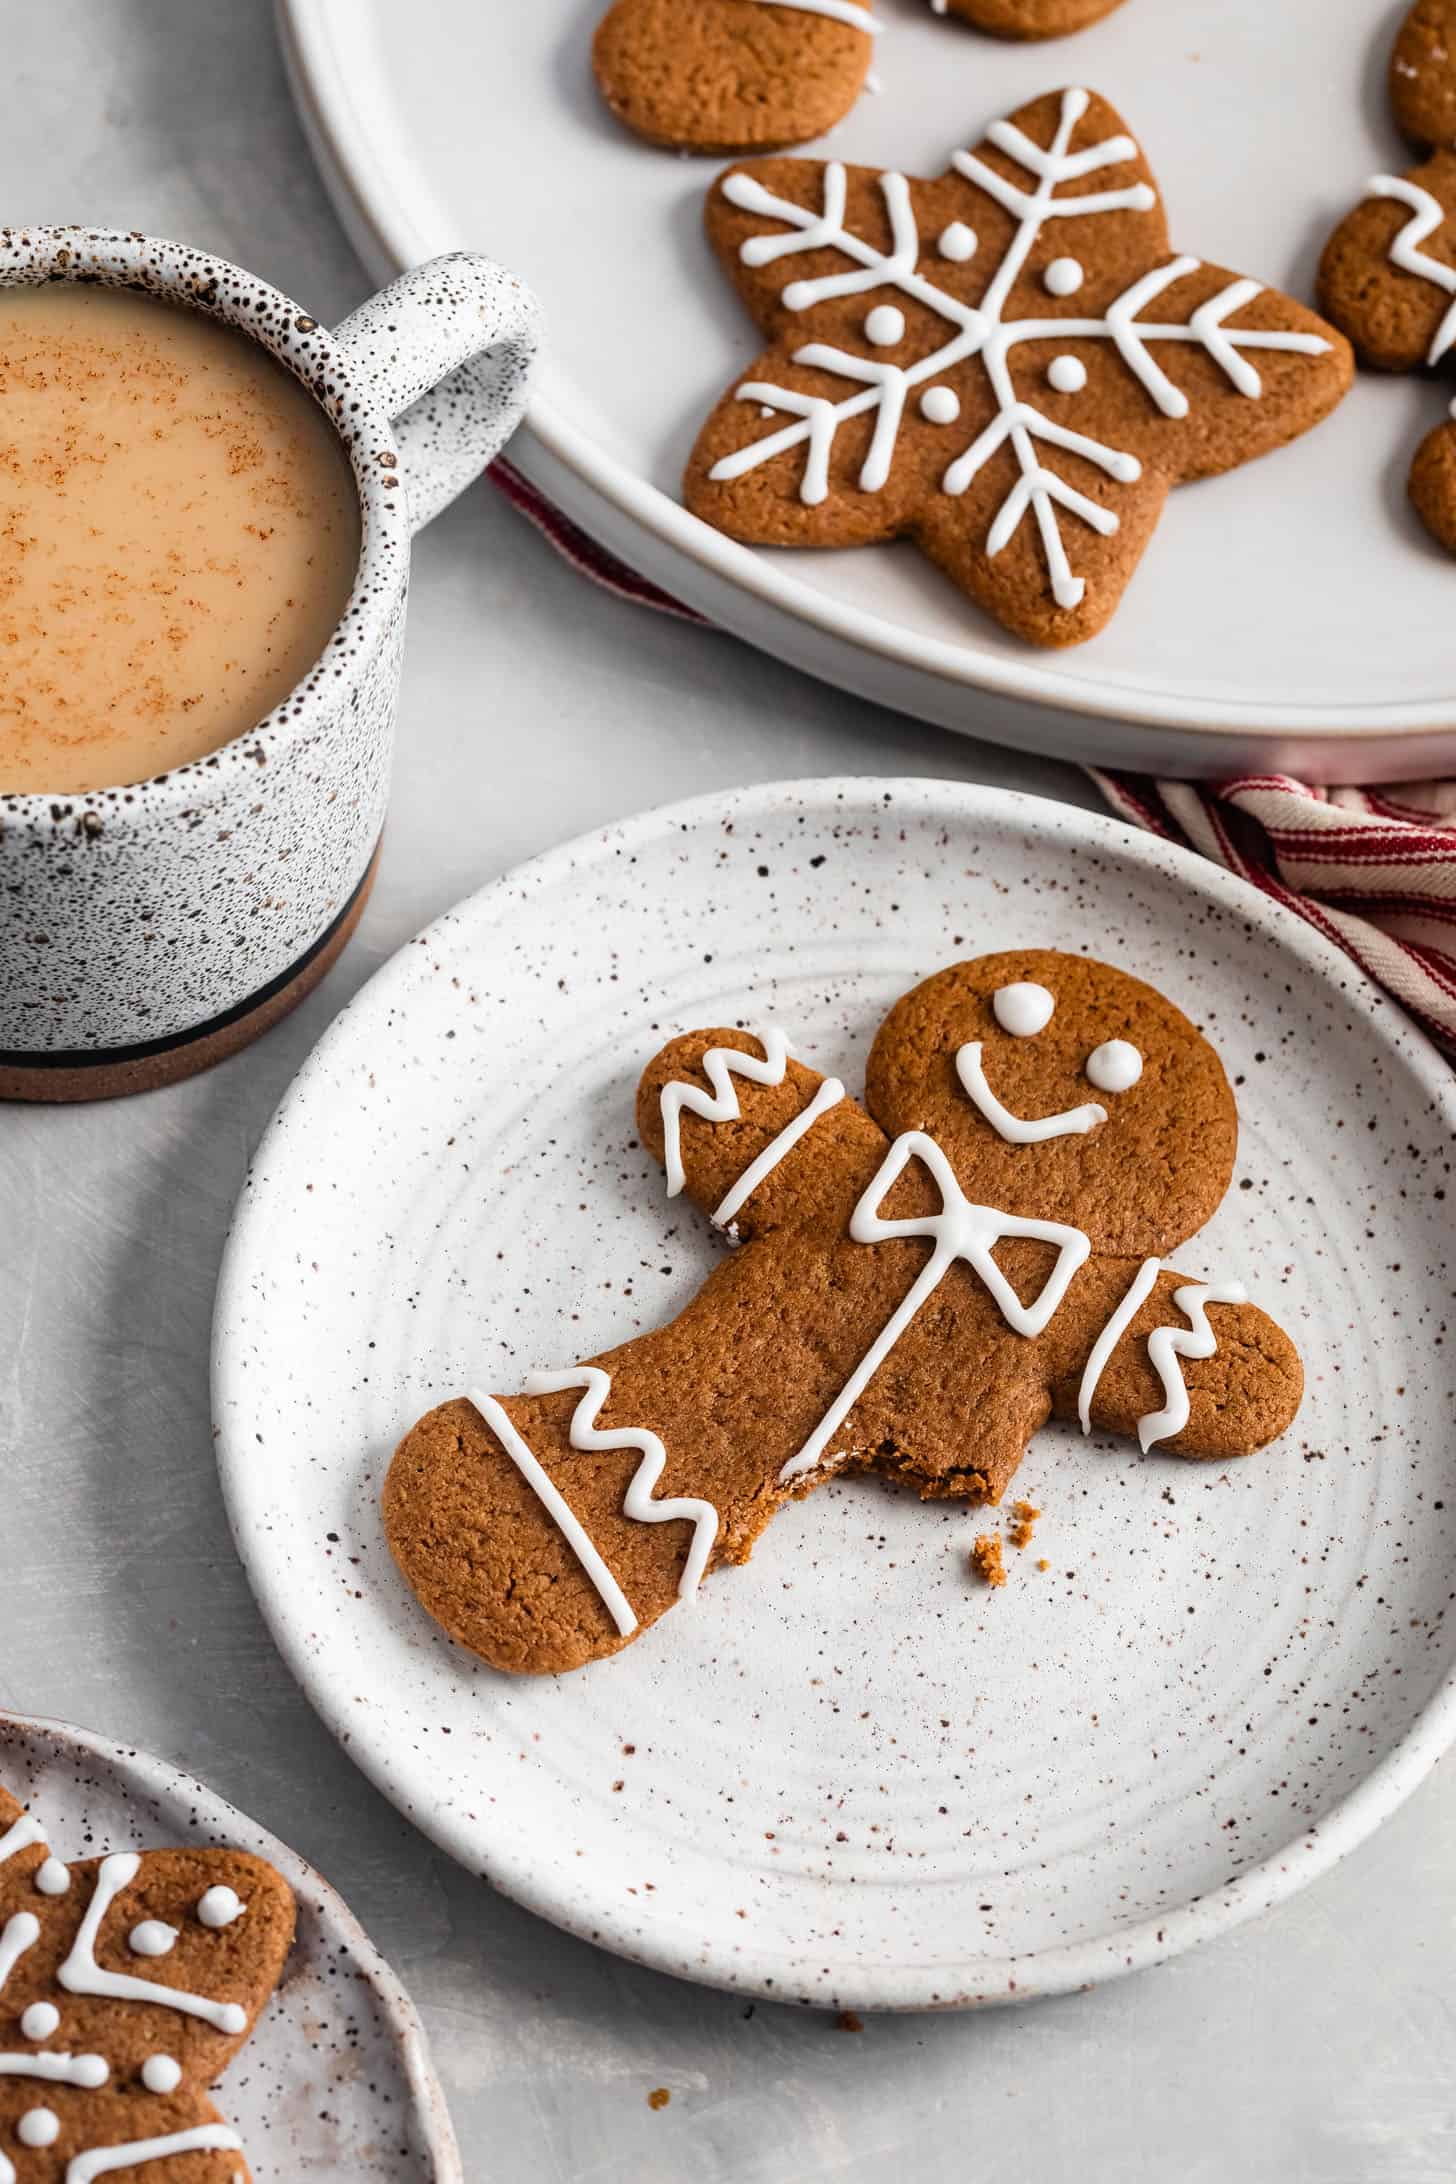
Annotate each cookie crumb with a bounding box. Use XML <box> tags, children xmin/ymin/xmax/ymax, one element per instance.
<box><xmin>971</xmin><ymin>1534</ymin><xmax>1006</xmax><ymax>1588</ymax></box>
<box><xmin>647</xmin><ymin>2088</ymin><xmax>671</xmax><ymax>2112</ymax></box>
<box><xmin>1037</xmin><ymin>1557</ymin><xmax>1050</xmax><ymax>1572</ymax></box>
<box><xmin>1009</xmin><ymin>1501</ymin><xmax>1041</xmax><ymax>1549</ymax></box>
<box><xmin>837</xmin><ymin>2010</ymin><xmax>864</xmax><ymax>2033</ymax></box>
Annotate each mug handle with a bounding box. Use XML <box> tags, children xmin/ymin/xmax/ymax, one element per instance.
<box><xmin>333</xmin><ymin>253</ymin><xmax>541</xmax><ymax>536</ymax></box>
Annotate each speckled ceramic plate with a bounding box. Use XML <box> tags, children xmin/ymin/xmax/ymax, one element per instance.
<box><xmin>0</xmin><ymin>1713</ymin><xmax>461</xmax><ymax>2179</ymax></box>
<box><xmin>213</xmin><ymin>779</ymin><xmax>1456</xmax><ymax>2010</ymax></box>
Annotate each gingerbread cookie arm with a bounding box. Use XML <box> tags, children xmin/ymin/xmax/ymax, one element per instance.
<box><xmin>1048</xmin><ymin>1258</ymin><xmax>1303</xmax><ymax>1458</ymax></box>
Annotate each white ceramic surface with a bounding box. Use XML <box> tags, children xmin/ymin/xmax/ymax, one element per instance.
<box><xmin>280</xmin><ymin>0</ymin><xmax>1456</xmax><ymax>779</ymax></box>
<box><xmin>213</xmin><ymin>778</ymin><xmax>1456</xmax><ymax>2011</ymax></box>
<box><xmin>0</xmin><ymin>1712</ymin><xmax>461</xmax><ymax>2181</ymax></box>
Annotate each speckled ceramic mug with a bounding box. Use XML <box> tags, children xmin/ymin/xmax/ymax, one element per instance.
<box><xmin>0</xmin><ymin>227</ymin><xmax>539</xmax><ymax>1101</ymax></box>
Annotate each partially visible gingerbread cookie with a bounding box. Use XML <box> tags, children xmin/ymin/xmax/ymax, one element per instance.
<box><xmin>932</xmin><ymin>0</ymin><xmax>1125</xmax><ymax>35</ymax></box>
<box><xmin>593</xmin><ymin>0</ymin><xmax>876</xmax><ymax>155</ymax></box>
<box><xmin>1319</xmin><ymin>1</ymin><xmax>1456</xmax><ymax>553</ymax></box>
<box><xmin>0</xmin><ymin>1784</ymin><xmax>293</xmax><ymax>2180</ymax></box>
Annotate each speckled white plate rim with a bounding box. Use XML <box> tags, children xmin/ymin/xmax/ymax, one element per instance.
<box><xmin>0</xmin><ymin>1709</ymin><xmax>463</xmax><ymax>2178</ymax></box>
<box><xmin>212</xmin><ymin>777</ymin><xmax>1456</xmax><ymax>2011</ymax></box>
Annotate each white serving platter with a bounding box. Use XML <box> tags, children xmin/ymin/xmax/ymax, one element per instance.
<box><xmin>280</xmin><ymin>0</ymin><xmax>1456</xmax><ymax>779</ymax></box>
<box><xmin>213</xmin><ymin>778</ymin><xmax>1456</xmax><ymax>2010</ymax></box>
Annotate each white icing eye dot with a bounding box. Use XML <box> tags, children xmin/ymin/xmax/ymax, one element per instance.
<box><xmin>992</xmin><ymin>982</ymin><xmax>1056</xmax><ymax>1038</ymax></box>
<box><xmin>919</xmin><ymin>385</ymin><xmax>961</xmax><ymax>425</ymax></box>
<box><xmin>1044</xmin><ymin>256</ymin><xmax>1084</xmax><ymax>297</ymax></box>
<box><xmin>20</xmin><ymin>2002</ymin><xmax>59</xmax><ymax>2042</ymax></box>
<box><xmin>1047</xmin><ymin>354</ymin><xmax>1087</xmax><ymax>394</ymax></box>
<box><xmin>18</xmin><ymin>2108</ymin><xmax>59</xmax><ymax>2148</ymax></box>
<box><xmin>142</xmin><ymin>2053</ymin><xmax>183</xmax><ymax>2095</ymax></box>
<box><xmin>34</xmin><ymin>1858</ymin><xmax>70</xmax><ymax>1896</ymax></box>
<box><xmin>1086</xmin><ymin>1038</ymin><xmax>1143</xmax><ymax>1093</ymax></box>
<box><xmin>937</xmin><ymin>221</ymin><xmax>977</xmax><ymax>262</ymax></box>
<box><xmin>128</xmin><ymin>1919</ymin><xmax>178</xmax><ymax>1958</ymax></box>
<box><xmin>196</xmin><ymin>1885</ymin><xmax>245</xmax><ymax>1930</ymax></box>
<box><xmin>864</xmin><ymin>303</ymin><xmax>905</xmax><ymax>347</ymax></box>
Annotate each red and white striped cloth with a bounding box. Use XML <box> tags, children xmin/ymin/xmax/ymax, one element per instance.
<box><xmin>490</xmin><ymin>461</ymin><xmax>1456</xmax><ymax>1057</ymax></box>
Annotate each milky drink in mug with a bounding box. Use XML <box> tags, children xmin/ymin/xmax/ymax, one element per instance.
<box><xmin>0</xmin><ymin>229</ymin><xmax>539</xmax><ymax>1099</ymax></box>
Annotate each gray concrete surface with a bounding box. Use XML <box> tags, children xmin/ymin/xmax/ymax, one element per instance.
<box><xmin>1</xmin><ymin>8</ymin><xmax>1448</xmax><ymax>2179</ymax></box>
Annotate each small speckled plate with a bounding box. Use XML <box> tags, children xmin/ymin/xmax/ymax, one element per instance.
<box><xmin>214</xmin><ymin>779</ymin><xmax>1456</xmax><ymax>2011</ymax></box>
<box><xmin>0</xmin><ymin>1713</ymin><xmax>461</xmax><ymax>2178</ymax></box>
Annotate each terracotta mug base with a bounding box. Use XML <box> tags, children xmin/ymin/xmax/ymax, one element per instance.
<box><xmin>0</xmin><ymin>840</ymin><xmax>381</xmax><ymax>1105</ymax></box>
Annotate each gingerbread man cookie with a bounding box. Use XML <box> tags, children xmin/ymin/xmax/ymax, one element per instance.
<box><xmin>385</xmin><ymin>952</ymin><xmax>1303</xmax><ymax>1676</ymax></box>
<box><xmin>683</xmin><ymin>88</ymin><xmax>1352</xmax><ymax>645</ymax></box>
<box><xmin>0</xmin><ymin>1784</ymin><xmax>293</xmax><ymax>2180</ymax></box>
<box><xmin>1319</xmin><ymin>0</ymin><xmax>1456</xmax><ymax>553</ymax></box>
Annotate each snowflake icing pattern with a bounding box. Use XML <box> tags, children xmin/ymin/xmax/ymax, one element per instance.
<box><xmin>687</xmin><ymin>88</ymin><xmax>1351</xmax><ymax>642</ymax></box>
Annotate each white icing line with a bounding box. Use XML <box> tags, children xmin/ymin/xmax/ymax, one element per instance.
<box><xmin>524</xmin><ymin>1368</ymin><xmax>719</xmax><ymax>1603</ymax></box>
<box><xmin>0</xmin><ymin>1913</ymin><xmax>39</xmax><ymax>1997</ymax></box>
<box><xmin>1077</xmin><ymin>1256</ymin><xmax>1161</xmax><ymax>1431</ymax></box>
<box><xmin>1367</xmin><ymin>173</ymin><xmax>1456</xmax><ymax>370</ymax></box>
<box><xmin>0</xmin><ymin>2052</ymin><xmax>109</xmax><ymax>2089</ymax></box>
<box><xmin>66</xmin><ymin>2125</ymin><xmax>244</xmax><ymax>2182</ymax></box>
<box><xmin>1138</xmin><ymin>1281</ymin><xmax>1248</xmax><ymax>1451</ymax></box>
<box><xmin>781</xmin><ymin>1130</ymin><xmax>1090</xmax><ymax>1483</ymax></box>
<box><xmin>660</xmin><ymin>1030</ymin><xmax>793</xmax><ymax>1198</ymax></box>
<box><xmin>746</xmin><ymin>0</ymin><xmax>879</xmax><ymax>29</ymax></box>
<box><xmin>469</xmin><ymin>1390</ymin><xmax>638</xmax><ymax>1638</ymax></box>
<box><xmin>0</xmin><ymin>1816</ymin><xmax>46</xmax><ymax>1865</ymax></box>
<box><xmin>711</xmin><ymin>1075</ymin><xmax>845</xmax><ymax>1230</ymax></box>
<box><xmin>956</xmin><ymin>1041</ymin><xmax>1106</xmax><ymax>1143</ymax></box>
<box><xmin>58</xmin><ymin>1854</ymin><xmax>247</xmax><ymax>2035</ymax></box>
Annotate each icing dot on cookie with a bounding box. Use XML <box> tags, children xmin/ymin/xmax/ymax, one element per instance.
<box><xmin>1044</xmin><ymin>256</ymin><xmax>1084</xmax><ymax>297</ymax></box>
<box><xmin>34</xmin><ymin>1858</ymin><xmax>70</xmax><ymax>1896</ymax></box>
<box><xmin>937</xmin><ymin>221</ymin><xmax>977</xmax><ymax>263</ymax></box>
<box><xmin>1086</xmin><ymin>1038</ymin><xmax>1143</xmax><ymax>1093</ymax></box>
<box><xmin>219</xmin><ymin>2003</ymin><xmax>248</xmax><ymax>2036</ymax></box>
<box><xmin>1047</xmin><ymin>354</ymin><xmax>1087</xmax><ymax>394</ymax></box>
<box><xmin>992</xmin><ymin>982</ymin><xmax>1055</xmax><ymax>1038</ymax></box>
<box><xmin>18</xmin><ymin>2109</ymin><xmax>59</xmax><ymax>2149</ymax></box>
<box><xmin>20</xmin><ymin>2002</ymin><xmax>59</xmax><ymax>2041</ymax></box>
<box><xmin>74</xmin><ymin>2055</ymin><xmax>109</xmax><ymax>2090</ymax></box>
<box><xmin>128</xmin><ymin>1919</ymin><xmax>178</xmax><ymax>1958</ymax></box>
<box><xmin>919</xmin><ymin>385</ymin><xmax>961</xmax><ymax>426</ymax></box>
<box><xmin>142</xmin><ymin>2054</ymin><xmax>183</xmax><ymax>2095</ymax></box>
<box><xmin>197</xmin><ymin>1885</ymin><xmax>245</xmax><ymax>1930</ymax></box>
<box><xmin>864</xmin><ymin>304</ymin><xmax>905</xmax><ymax>347</ymax></box>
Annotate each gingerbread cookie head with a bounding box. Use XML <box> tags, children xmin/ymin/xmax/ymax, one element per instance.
<box><xmin>593</xmin><ymin>0</ymin><xmax>876</xmax><ymax>155</ymax></box>
<box><xmin>866</xmin><ymin>951</ymin><xmax>1235</xmax><ymax>1254</ymax></box>
<box><xmin>0</xmin><ymin>1786</ymin><xmax>293</xmax><ymax>2181</ymax></box>
<box><xmin>685</xmin><ymin>87</ymin><xmax>1352</xmax><ymax>645</ymax></box>
<box><xmin>1319</xmin><ymin>3</ymin><xmax>1456</xmax><ymax>553</ymax></box>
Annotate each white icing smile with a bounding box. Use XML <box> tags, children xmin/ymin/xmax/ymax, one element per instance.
<box><xmin>956</xmin><ymin>1041</ymin><xmax>1106</xmax><ymax>1145</ymax></box>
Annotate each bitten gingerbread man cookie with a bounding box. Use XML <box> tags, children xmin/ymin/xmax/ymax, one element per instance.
<box><xmin>683</xmin><ymin>89</ymin><xmax>1352</xmax><ymax>645</ymax></box>
<box><xmin>0</xmin><ymin>1785</ymin><xmax>293</xmax><ymax>2180</ymax></box>
<box><xmin>386</xmin><ymin>952</ymin><xmax>1303</xmax><ymax>1676</ymax></box>
<box><xmin>1320</xmin><ymin>0</ymin><xmax>1456</xmax><ymax>553</ymax></box>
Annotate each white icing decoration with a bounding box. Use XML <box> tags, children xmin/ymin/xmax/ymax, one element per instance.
<box><xmin>0</xmin><ymin>1915</ymin><xmax>38</xmax><ymax>1997</ymax></box>
<box><xmin>66</xmin><ymin>2125</ymin><xmax>244</xmax><ymax>2181</ymax></box>
<box><xmin>20</xmin><ymin>2003</ymin><xmax>59</xmax><ymax>2042</ymax></box>
<box><xmin>1138</xmin><ymin>1281</ymin><xmax>1248</xmax><ymax>1450</ymax></box>
<box><xmin>1085</xmin><ymin>1037</ymin><xmax>1142</xmax><ymax>1092</ymax></box>
<box><xmin>780</xmin><ymin>1130</ymin><xmax>1090</xmax><ymax>1483</ymax></box>
<box><xmin>0</xmin><ymin>1818</ymin><xmax>46</xmax><ymax>1866</ymax></box>
<box><xmin>864</xmin><ymin>303</ymin><xmax>905</xmax><ymax>346</ymax></box>
<box><xmin>127</xmin><ymin>1921</ymin><xmax>177</xmax><ymax>1959</ymax></box>
<box><xmin>710</xmin><ymin>91</ymin><xmax>1328</xmax><ymax>605</ymax></box>
<box><xmin>711</xmin><ymin>1075</ymin><xmax>844</xmax><ymax>1230</ymax></box>
<box><xmin>196</xmin><ymin>1886</ymin><xmax>245</xmax><ymax>1931</ymax></box>
<box><xmin>956</xmin><ymin>1041</ymin><xmax>1106</xmax><ymax>1143</ymax></box>
<box><xmin>1044</xmin><ymin>255</ymin><xmax>1084</xmax><ymax>296</ymax></box>
<box><xmin>1047</xmin><ymin>353</ymin><xmax>1087</xmax><ymax>393</ymax></box>
<box><xmin>744</xmin><ymin>0</ymin><xmax>879</xmax><ymax>30</ymax></box>
<box><xmin>938</xmin><ymin>221</ymin><xmax>977</xmax><ymax>262</ymax></box>
<box><xmin>1365</xmin><ymin>174</ymin><xmax>1456</xmax><ymax>377</ymax></box>
<box><xmin>468</xmin><ymin>1392</ymin><xmax>637</xmax><ymax>1637</ymax></box>
<box><xmin>0</xmin><ymin>2053</ymin><xmax>108</xmax><ymax>2089</ymax></box>
<box><xmin>660</xmin><ymin>1030</ymin><xmax>793</xmax><ymax>1198</ymax></box>
<box><xmin>991</xmin><ymin>980</ymin><xmax>1054</xmax><ymax>1037</ymax></box>
<box><xmin>58</xmin><ymin>1853</ymin><xmax>247</xmax><ymax>2035</ymax></box>
<box><xmin>17</xmin><ymin>2109</ymin><xmax>58</xmax><ymax>2149</ymax></box>
<box><xmin>141</xmin><ymin>2054</ymin><xmax>182</xmax><ymax>2095</ymax></box>
<box><xmin>919</xmin><ymin>385</ymin><xmax>960</xmax><ymax>424</ymax></box>
<box><xmin>1078</xmin><ymin>1255</ymin><xmax>1161</xmax><ymax>1431</ymax></box>
<box><xmin>35</xmin><ymin>1859</ymin><xmax>71</xmax><ymax>1897</ymax></box>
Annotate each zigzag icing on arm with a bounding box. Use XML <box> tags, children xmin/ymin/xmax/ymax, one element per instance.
<box><xmin>659</xmin><ymin>1029</ymin><xmax>794</xmax><ymax>1197</ymax></box>
<box><xmin>1137</xmin><ymin>1280</ymin><xmax>1248</xmax><ymax>1451</ymax></box>
<box><xmin>1365</xmin><ymin>173</ymin><xmax>1456</xmax><ymax>377</ymax></box>
<box><xmin>711</xmin><ymin>1074</ymin><xmax>845</xmax><ymax>1230</ymax></box>
<box><xmin>58</xmin><ymin>1854</ymin><xmax>247</xmax><ymax>2034</ymax></box>
<box><xmin>65</xmin><ymin>2125</ymin><xmax>245</xmax><ymax>2182</ymax></box>
<box><xmin>1077</xmin><ymin>1256</ymin><xmax>1161</xmax><ymax>1431</ymax></box>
